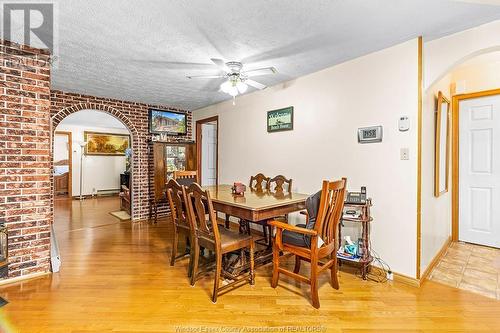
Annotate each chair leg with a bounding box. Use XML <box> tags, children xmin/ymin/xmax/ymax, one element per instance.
<box><xmin>249</xmin><ymin>241</ymin><xmax>255</xmax><ymax>285</ymax></box>
<box><xmin>212</xmin><ymin>251</ymin><xmax>222</xmax><ymax>303</ymax></box>
<box><xmin>170</xmin><ymin>230</ymin><xmax>178</xmax><ymax>266</ymax></box>
<box><xmin>190</xmin><ymin>242</ymin><xmax>200</xmax><ymax>286</ymax></box>
<box><xmin>293</xmin><ymin>255</ymin><xmax>301</xmax><ymax>274</ymax></box>
<box><xmin>310</xmin><ymin>257</ymin><xmax>320</xmax><ymax>309</ymax></box>
<box><xmin>331</xmin><ymin>254</ymin><xmax>339</xmax><ymax>289</ymax></box>
<box><xmin>262</xmin><ymin>224</ymin><xmax>268</xmax><ymax>244</ymax></box>
<box><xmin>271</xmin><ymin>241</ymin><xmax>280</xmax><ymax>288</ymax></box>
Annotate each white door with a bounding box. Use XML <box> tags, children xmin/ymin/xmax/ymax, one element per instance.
<box><xmin>201</xmin><ymin>123</ymin><xmax>217</xmax><ymax>186</ymax></box>
<box><xmin>459</xmin><ymin>94</ymin><xmax>500</xmax><ymax>248</ymax></box>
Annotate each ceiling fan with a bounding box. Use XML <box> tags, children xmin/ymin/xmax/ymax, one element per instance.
<box><xmin>187</xmin><ymin>58</ymin><xmax>277</xmax><ymax>99</ymax></box>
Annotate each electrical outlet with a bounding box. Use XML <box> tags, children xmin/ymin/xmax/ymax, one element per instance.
<box><xmin>400</xmin><ymin>147</ymin><xmax>409</xmax><ymax>160</ymax></box>
<box><xmin>386</xmin><ymin>270</ymin><xmax>394</xmax><ymax>281</ymax></box>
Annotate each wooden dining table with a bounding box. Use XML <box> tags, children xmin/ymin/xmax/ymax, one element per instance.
<box><xmin>203</xmin><ymin>184</ymin><xmax>309</xmax><ymax>276</ymax></box>
<box><xmin>204</xmin><ymin>184</ymin><xmax>309</xmax><ymax>224</ymax></box>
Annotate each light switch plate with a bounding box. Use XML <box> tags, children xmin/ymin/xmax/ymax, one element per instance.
<box><xmin>400</xmin><ymin>148</ymin><xmax>409</xmax><ymax>160</ymax></box>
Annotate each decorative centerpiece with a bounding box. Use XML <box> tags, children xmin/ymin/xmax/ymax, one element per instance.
<box><xmin>231</xmin><ymin>182</ymin><xmax>246</xmax><ymax>196</ymax></box>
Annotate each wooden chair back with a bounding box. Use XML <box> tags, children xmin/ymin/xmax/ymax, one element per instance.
<box><xmin>165</xmin><ymin>179</ymin><xmax>190</xmax><ymax>230</ymax></box>
<box><xmin>249</xmin><ymin>173</ymin><xmax>270</xmax><ymax>192</ymax></box>
<box><xmin>314</xmin><ymin>178</ymin><xmax>347</xmax><ymax>248</ymax></box>
<box><xmin>173</xmin><ymin>170</ymin><xmax>198</xmax><ymax>182</ymax></box>
<box><xmin>185</xmin><ymin>182</ymin><xmax>220</xmax><ymax>245</ymax></box>
<box><xmin>268</xmin><ymin>175</ymin><xmax>292</xmax><ymax>194</ymax></box>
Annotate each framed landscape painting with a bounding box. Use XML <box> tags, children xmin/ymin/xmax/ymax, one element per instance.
<box><xmin>84</xmin><ymin>132</ymin><xmax>130</xmax><ymax>156</ymax></box>
<box><xmin>267</xmin><ymin>106</ymin><xmax>294</xmax><ymax>132</ymax></box>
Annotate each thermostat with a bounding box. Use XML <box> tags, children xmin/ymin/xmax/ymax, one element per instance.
<box><xmin>399</xmin><ymin>116</ymin><xmax>410</xmax><ymax>132</ymax></box>
<box><xmin>358</xmin><ymin>126</ymin><xmax>383</xmax><ymax>144</ymax></box>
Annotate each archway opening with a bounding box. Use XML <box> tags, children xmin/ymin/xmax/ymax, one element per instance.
<box><xmin>421</xmin><ymin>48</ymin><xmax>500</xmax><ymax>284</ymax></box>
<box><xmin>53</xmin><ymin>109</ymin><xmax>135</xmax><ymax>229</ymax></box>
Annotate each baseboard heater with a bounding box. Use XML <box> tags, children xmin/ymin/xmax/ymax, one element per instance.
<box><xmin>95</xmin><ymin>188</ymin><xmax>120</xmax><ymax>196</ymax></box>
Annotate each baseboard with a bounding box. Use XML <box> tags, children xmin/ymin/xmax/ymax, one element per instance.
<box><xmin>370</xmin><ymin>265</ymin><xmax>421</xmax><ymax>287</ymax></box>
<box><xmin>420</xmin><ymin>236</ymin><xmax>452</xmax><ymax>283</ymax></box>
<box><xmin>0</xmin><ymin>271</ymin><xmax>51</xmax><ymax>287</ymax></box>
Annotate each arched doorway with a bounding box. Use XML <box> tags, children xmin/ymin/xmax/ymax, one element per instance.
<box><xmin>421</xmin><ymin>48</ymin><xmax>500</xmax><ymax>277</ymax></box>
<box><xmin>51</xmin><ymin>104</ymin><xmax>140</xmax><ymax>220</ymax></box>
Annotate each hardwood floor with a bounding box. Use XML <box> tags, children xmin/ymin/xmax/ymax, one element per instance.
<box><xmin>1</xmin><ymin>197</ymin><xmax>500</xmax><ymax>332</ymax></box>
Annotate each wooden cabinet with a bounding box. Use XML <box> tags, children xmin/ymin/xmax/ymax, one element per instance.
<box><xmin>150</xmin><ymin>142</ymin><xmax>196</xmax><ymax>221</ymax></box>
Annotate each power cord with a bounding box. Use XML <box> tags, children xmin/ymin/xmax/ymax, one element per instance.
<box><xmin>362</xmin><ymin>239</ymin><xmax>392</xmax><ymax>283</ymax></box>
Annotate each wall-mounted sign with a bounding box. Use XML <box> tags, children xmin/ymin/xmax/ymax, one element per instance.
<box><xmin>358</xmin><ymin>126</ymin><xmax>383</xmax><ymax>144</ymax></box>
<box><xmin>267</xmin><ymin>106</ymin><xmax>294</xmax><ymax>133</ymax></box>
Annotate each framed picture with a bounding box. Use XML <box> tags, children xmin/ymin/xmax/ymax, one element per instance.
<box><xmin>148</xmin><ymin>109</ymin><xmax>187</xmax><ymax>135</ymax></box>
<box><xmin>267</xmin><ymin>106</ymin><xmax>294</xmax><ymax>132</ymax></box>
<box><xmin>84</xmin><ymin>131</ymin><xmax>130</xmax><ymax>156</ymax></box>
<box><xmin>434</xmin><ymin>91</ymin><xmax>450</xmax><ymax>197</ymax></box>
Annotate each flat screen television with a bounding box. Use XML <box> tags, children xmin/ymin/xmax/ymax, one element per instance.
<box><xmin>148</xmin><ymin>109</ymin><xmax>187</xmax><ymax>136</ymax></box>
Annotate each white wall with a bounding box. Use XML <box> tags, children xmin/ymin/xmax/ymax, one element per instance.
<box><xmin>195</xmin><ymin>39</ymin><xmax>419</xmax><ymax>277</ymax></box>
<box><xmin>424</xmin><ymin>20</ymin><xmax>500</xmax><ymax>90</ymax></box>
<box><xmin>451</xmin><ymin>51</ymin><xmax>500</xmax><ymax>93</ymax></box>
<box><xmin>55</xmin><ymin>124</ymin><xmax>129</xmax><ymax>196</ymax></box>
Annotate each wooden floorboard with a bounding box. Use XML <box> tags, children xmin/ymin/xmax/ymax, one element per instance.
<box><xmin>1</xmin><ymin>197</ymin><xmax>499</xmax><ymax>332</ymax></box>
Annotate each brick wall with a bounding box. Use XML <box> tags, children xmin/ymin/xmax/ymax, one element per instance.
<box><xmin>0</xmin><ymin>40</ymin><xmax>52</xmax><ymax>278</ymax></box>
<box><xmin>1</xmin><ymin>39</ymin><xmax>193</xmax><ymax>280</ymax></box>
<box><xmin>50</xmin><ymin>93</ymin><xmax>193</xmax><ymax>221</ymax></box>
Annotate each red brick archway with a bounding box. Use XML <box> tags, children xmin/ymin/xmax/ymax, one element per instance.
<box><xmin>51</xmin><ymin>103</ymin><xmax>141</xmax><ymax>220</ymax></box>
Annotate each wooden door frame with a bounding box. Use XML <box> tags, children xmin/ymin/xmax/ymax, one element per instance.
<box><xmin>196</xmin><ymin>116</ymin><xmax>219</xmax><ymax>186</ymax></box>
<box><xmin>54</xmin><ymin>131</ymin><xmax>73</xmax><ymax>197</ymax></box>
<box><xmin>452</xmin><ymin>88</ymin><xmax>500</xmax><ymax>241</ymax></box>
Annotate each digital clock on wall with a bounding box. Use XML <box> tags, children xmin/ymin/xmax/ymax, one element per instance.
<box><xmin>358</xmin><ymin>126</ymin><xmax>383</xmax><ymax>143</ymax></box>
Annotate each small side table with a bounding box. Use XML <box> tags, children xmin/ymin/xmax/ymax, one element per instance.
<box><xmin>338</xmin><ymin>199</ymin><xmax>373</xmax><ymax>280</ymax></box>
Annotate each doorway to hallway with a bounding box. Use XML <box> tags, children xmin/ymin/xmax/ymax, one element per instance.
<box><xmin>196</xmin><ymin>116</ymin><xmax>219</xmax><ymax>186</ymax></box>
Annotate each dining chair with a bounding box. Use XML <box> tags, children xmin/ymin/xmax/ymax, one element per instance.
<box><xmin>249</xmin><ymin>174</ymin><xmax>293</xmax><ymax>245</ymax></box>
<box><xmin>267</xmin><ymin>175</ymin><xmax>292</xmax><ymax>194</ymax></box>
<box><xmin>249</xmin><ymin>173</ymin><xmax>270</xmax><ymax>192</ymax></box>
<box><xmin>165</xmin><ymin>179</ymin><xmax>193</xmax><ymax>274</ymax></box>
<box><xmin>269</xmin><ymin>178</ymin><xmax>347</xmax><ymax>309</ymax></box>
<box><xmin>185</xmin><ymin>182</ymin><xmax>255</xmax><ymax>303</ymax></box>
<box><xmin>238</xmin><ymin>173</ymin><xmax>271</xmax><ymax>235</ymax></box>
<box><xmin>173</xmin><ymin>170</ymin><xmax>198</xmax><ymax>186</ymax></box>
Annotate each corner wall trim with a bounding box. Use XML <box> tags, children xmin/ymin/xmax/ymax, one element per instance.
<box><xmin>416</xmin><ymin>36</ymin><xmax>423</xmax><ymax>279</ymax></box>
<box><xmin>0</xmin><ymin>271</ymin><xmax>51</xmax><ymax>287</ymax></box>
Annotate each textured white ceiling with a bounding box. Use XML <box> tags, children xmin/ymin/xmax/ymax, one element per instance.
<box><xmin>6</xmin><ymin>0</ymin><xmax>500</xmax><ymax>110</ymax></box>
<box><xmin>58</xmin><ymin>110</ymin><xmax>128</xmax><ymax>129</ymax></box>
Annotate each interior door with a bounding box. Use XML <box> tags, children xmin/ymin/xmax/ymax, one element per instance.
<box><xmin>201</xmin><ymin>123</ymin><xmax>217</xmax><ymax>186</ymax></box>
<box><xmin>459</xmin><ymin>93</ymin><xmax>500</xmax><ymax>248</ymax></box>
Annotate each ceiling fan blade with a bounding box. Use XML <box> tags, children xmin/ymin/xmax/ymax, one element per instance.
<box><xmin>210</xmin><ymin>58</ymin><xmax>230</xmax><ymax>73</ymax></box>
<box><xmin>245</xmin><ymin>79</ymin><xmax>267</xmax><ymax>90</ymax></box>
<box><xmin>126</xmin><ymin>59</ymin><xmax>215</xmax><ymax>70</ymax></box>
<box><xmin>242</xmin><ymin>67</ymin><xmax>277</xmax><ymax>77</ymax></box>
<box><xmin>186</xmin><ymin>74</ymin><xmax>226</xmax><ymax>79</ymax></box>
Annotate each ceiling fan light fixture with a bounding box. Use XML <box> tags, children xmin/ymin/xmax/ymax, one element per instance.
<box><xmin>220</xmin><ymin>80</ymin><xmax>231</xmax><ymax>93</ymax></box>
<box><xmin>236</xmin><ymin>81</ymin><xmax>248</xmax><ymax>94</ymax></box>
<box><xmin>228</xmin><ymin>86</ymin><xmax>239</xmax><ymax>97</ymax></box>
